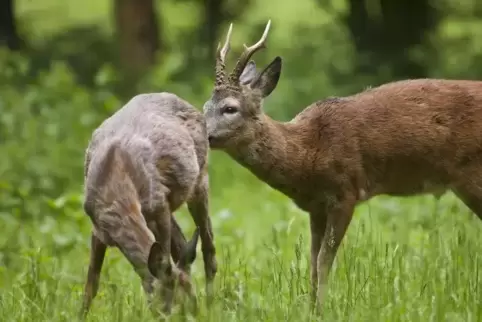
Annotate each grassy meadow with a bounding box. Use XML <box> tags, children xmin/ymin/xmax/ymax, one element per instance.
<box><xmin>1</xmin><ymin>1</ymin><xmax>482</xmax><ymax>321</ymax></box>
<box><xmin>1</xmin><ymin>168</ymin><xmax>482</xmax><ymax>322</ymax></box>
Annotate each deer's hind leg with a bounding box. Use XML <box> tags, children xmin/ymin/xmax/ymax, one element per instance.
<box><xmin>453</xmin><ymin>183</ymin><xmax>482</xmax><ymax>221</ymax></box>
<box><xmin>92</xmin><ymin>209</ymin><xmax>161</xmax><ymax>294</ymax></box>
<box><xmin>80</xmin><ymin>233</ymin><xmax>107</xmax><ymax>319</ymax></box>
<box><xmin>187</xmin><ymin>173</ymin><xmax>217</xmax><ymax>301</ymax></box>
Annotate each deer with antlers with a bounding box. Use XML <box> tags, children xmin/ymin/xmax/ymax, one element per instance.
<box><xmin>81</xmin><ymin>92</ymin><xmax>217</xmax><ymax>317</ymax></box>
<box><xmin>203</xmin><ymin>20</ymin><xmax>482</xmax><ymax>311</ymax></box>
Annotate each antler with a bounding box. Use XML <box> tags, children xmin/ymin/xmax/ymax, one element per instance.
<box><xmin>215</xmin><ymin>23</ymin><xmax>233</xmax><ymax>86</ymax></box>
<box><xmin>228</xmin><ymin>20</ymin><xmax>271</xmax><ymax>85</ymax></box>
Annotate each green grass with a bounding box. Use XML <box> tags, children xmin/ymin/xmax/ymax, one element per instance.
<box><xmin>1</xmin><ymin>1</ymin><xmax>482</xmax><ymax>321</ymax></box>
<box><xmin>1</xmin><ymin>155</ymin><xmax>481</xmax><ymax>322</ymax></box>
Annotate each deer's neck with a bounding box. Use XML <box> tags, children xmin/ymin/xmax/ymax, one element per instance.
<box><xmin>226</xmin><ymin>115</ymin><xmax>303</xmax><ymax>196</ymax></box>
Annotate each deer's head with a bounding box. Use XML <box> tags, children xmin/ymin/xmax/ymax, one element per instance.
<box><xmin>203</xmin><ymin>21</ymin><xmax>282</xmax><ymax>149</ymax></box>
<box><xmin>147</xmin><ymin>228</ymin><xmax>200</xmax><ymax>315</ymax></box>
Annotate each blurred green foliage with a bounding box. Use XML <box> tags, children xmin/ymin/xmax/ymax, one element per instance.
<box><xmin>2</xmin><ymin>0</ymin><xmax>482</xmax><ymax>217</ymax></box>
<box><xmin>1</xmin><ymin>0</ymin><xmax>482</xmax><ymax>320</ymax></box>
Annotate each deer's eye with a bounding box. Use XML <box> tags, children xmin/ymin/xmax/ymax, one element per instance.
<box><xmin>222</xmin><ymin>106</ymin><xmax>238</xmax><ymax>114</ymax></box>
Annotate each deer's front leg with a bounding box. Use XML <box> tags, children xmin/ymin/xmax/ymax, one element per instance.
<box><xmin>148</xmin><ymin>196</ymin><xmax>175</xmax><ymax>314</ymax></box>
<box><xmin>147</xmin><ymin>211</ymin><xmax>186</xmax><ymax>264</ymax></box>
<box><xmin>309</xmin><ymin>211</ymin><xmax>327</xmax><ymax>306</ymax></box>
<box><xmin>169</xmin><ymin>214</ymin><xmax>188</xmax><ymax>263</ymax></box>
<box><xmin>187</xmin><ymin>173</ymin><xmax>217</xmax><ymax>301</ymax></box>
<box><xmin>316</xmin><ymin>194</ymin><xmax>355</xmax><ymax>312</ymax></box>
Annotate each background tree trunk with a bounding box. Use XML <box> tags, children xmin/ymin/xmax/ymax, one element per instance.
<box><xmin>114</xmin><ymin>0</ymin><xmax>160</xmax><ymax>78</ymax></box>
<box><xmin>343</xmin><ymin>0</ymin><xmax>439</xmax><ymax>79</ymax></box>
<box><xmin>0</xmin><ymin>0</ymin><xmax>22</xmax><ymax>50</ymax></box>
<box><xmin>200</xmin><ymin>0</ymin><xmax>223</xmax><ymax>62</ymax></box>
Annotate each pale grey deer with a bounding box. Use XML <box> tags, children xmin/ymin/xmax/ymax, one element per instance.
<box><xmin>203</xmin><ymin>20</ymin><xmax>482</xmax><ymax>312</ymax></box>
<box><xmin>81</xmin><ymin>92</ymin><xmax>217</xmax><ymax>317</ymax></box>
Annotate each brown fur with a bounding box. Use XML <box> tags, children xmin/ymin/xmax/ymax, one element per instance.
<box><xmin>81</xmin><ymin>92</ymin><xmax>217</xmax><ymax>317</ymax></box>
<box><xmin>204</xmin><ymin>22</ymin><xmax>482</xmax><ymax>312</ymax></box>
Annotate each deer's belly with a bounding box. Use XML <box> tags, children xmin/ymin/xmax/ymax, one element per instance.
<box><xmin>369</xmin><ymin>180</ymin><xmax>449</xmax><ymax>199</ymax></box>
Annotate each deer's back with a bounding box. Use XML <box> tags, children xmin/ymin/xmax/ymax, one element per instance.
<box><xmin>88</xmin><ymin>92</ymin><xmax>207</xmax><ymax>169</ymax></box>
<box><xmin>85</xmin><ymin>93</ymin><xmax>208</xmax><ymax>213</ymax></box>
<box><xmin>293</xmin><ymin>79</ymin><xmax>482</xmax><ymax>198</ymax></box>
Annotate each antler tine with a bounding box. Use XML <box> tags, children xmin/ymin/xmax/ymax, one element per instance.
<box><xmin>215</xmin><ymin>23</ymin><xmax>233</xmax><ymax>86</ymax></box>
<box><xmin>219</xmin><ymin>23</ymin><xmax>233</xmax><ymax>62</ymax></box>
<box><xmin>228</xmin><ymin>20</ymin><xmax>271</xmax><ymax>85</ymax></box>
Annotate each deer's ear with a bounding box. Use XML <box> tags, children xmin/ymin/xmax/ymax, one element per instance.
<box><xmin>177</xmin><ymin>228</ymin><xmax>199</xmax><ymax>271</ymax></box>
<box><xmin>239</xmin><ymin>60</ymin><xmax>257</xmax><ymax>85</ymax></box>
<box><xmin>148</xmin><ymin>242</ymin><xmax>172</xmax><ymax>278</ymax></box>
<box><xmin>251</xmin><ymin>56</ymin><xmax>282</xmax><ymax>98</ymax></box>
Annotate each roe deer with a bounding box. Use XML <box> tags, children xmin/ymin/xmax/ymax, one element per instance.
<box><xmin>203</xmin><ymin>20</ymin><xmax>482</xmax><ymax>311</ymax></box>
<box><xmin>81</xmin><ymin>92</ymin><xmax>217</xmax><ymax>317</ymax></box>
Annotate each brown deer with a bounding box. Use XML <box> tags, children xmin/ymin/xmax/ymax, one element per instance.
<box><xmin>81</xmin><ymin>92</ymin><xmax>217</xmax><ymax>317</ymax></box>
<box><xmin>203</xmin><ymin>20</ymin><xmax>482</xmax><ymax>311</ymax></box>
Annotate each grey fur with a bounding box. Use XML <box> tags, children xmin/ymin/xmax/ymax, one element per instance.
<box><xmin>80</xmin><ymin>92</ymin><xmax>217</xmax><ymax>317</ymax></box>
